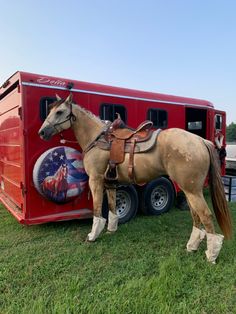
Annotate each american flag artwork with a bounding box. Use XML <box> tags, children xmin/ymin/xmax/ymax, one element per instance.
<box><xmin>33</xmin><ymin>146</ymin><xmax>88</xmax><ymax>203</ymax></box>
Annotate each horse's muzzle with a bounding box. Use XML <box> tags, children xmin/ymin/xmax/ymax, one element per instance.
<box><xmin>38</xmin><ymin>126</ymin><xmax>54</xmax><ymax>141</ymax></box>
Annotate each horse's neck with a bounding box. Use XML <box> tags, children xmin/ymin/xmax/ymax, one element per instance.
<box><xmin>55</xmin><ymin>166</ymin><xmax>62</xmax><ymax>178</ymax></box>
<box><xmin>72</xmin><ymin>106</ymin><xmax>104</xmax><ymax>151</ymax></box>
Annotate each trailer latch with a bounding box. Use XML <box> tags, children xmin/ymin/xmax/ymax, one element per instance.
<box><xmin>67</xmin><ymin>82</ymin><xmax>74</xmax><ymax>90</ymax></box>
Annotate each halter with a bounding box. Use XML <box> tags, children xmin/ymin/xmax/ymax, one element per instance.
<box><xmin>45</xmin><ymin>103</ymin><xmax>76</xmax><ymax>141</ymax></box>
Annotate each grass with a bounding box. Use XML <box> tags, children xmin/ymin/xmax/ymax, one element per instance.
<box><xmin>0</xmin><ymin>194</ymin><xmax>236</xmax><ymax>314</ymax></box>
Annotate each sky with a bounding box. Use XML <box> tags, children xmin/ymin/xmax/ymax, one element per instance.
<box><xmin>0</xmin><ymin>0</ymin><xmax>235</xmax><ymax>124</ymax></box>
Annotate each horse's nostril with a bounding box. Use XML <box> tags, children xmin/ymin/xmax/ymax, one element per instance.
<box><xmin>38</xmin><ymin>128</ymin><xmax>51</xmax><ymax>141</ymax></box>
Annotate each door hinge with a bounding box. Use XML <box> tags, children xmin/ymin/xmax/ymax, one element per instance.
<box><xmin>18</xmin><ymin>107</ymin><xmax>22</xmax><ymax>119</ymax></box>
<box><xmin>20</xmin><ymin>182</ymin><xmax>27</xmax><ymax>197</ymax></box>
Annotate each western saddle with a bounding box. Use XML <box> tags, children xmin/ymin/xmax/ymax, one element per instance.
<box><xmin>97</xmin><ymin>114</ymin><xmax>158</xmax><ymax>183</ymax></box>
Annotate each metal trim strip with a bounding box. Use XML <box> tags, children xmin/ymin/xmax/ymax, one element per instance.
<box><xmin>22</xmin><ymin>81</ymin><xmax>212</xmax><ymax>109</ymax></box>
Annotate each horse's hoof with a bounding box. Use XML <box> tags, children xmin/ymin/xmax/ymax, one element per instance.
<box><xmin>85</xmin><ymin>236</ymin><xmax>95</xmax><ymax>243</ymax></box>
<box><xmin>186</xmin><ymin>248</ymin><xmax>197</xmax><ymax>253</ymax></box>
<box><xmin>209</xmin><ymin>260</ymin><xmax>216</xmax><ymax>265</ymax></box>
<box><xmin>106</xmin><ymin>230</ymin><xmax>116</xmax><ymax>235</ymax></box>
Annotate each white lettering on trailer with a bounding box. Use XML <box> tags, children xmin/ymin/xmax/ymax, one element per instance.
<box><xmin>37</xmin><ymin>77</ymin><xmax>66</xmax><ymax>87</ymax></box>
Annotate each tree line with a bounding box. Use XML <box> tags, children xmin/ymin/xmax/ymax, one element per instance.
<box><xmin>226</xmin><ymin>122</ymin><xmax>236</xmax><ymax>143</ymax></box>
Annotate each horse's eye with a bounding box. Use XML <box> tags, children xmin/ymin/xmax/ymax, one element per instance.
<box><xmin>56</xmin><ymin>110</ymin><xmax>63</xmax><ymax>116</ymax></box>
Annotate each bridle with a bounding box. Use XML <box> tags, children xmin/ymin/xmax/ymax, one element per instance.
<box><xmin>45</xmin><ymin>102</ymin><xmax>76</xmax><ymax>137</ymax></box>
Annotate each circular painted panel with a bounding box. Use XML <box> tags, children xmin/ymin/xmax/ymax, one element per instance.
<box><xmin>33</xmin><ymin>146</ymin><xmax>88</xmax><ymax>203</ymax></box>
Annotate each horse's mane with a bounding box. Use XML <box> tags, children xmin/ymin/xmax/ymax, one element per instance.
<box><xmin>54</xmin><ymin>164</ymin><xmax>63</xmax><ymax>177</ymax></box>
<box><xmin>75</xmin><ymin>104</ymin><xmax>105</xmax><ymax>126</ymax></box>
<box><xmin>49</xmin><ymin>99</ymin><xmax>65</xmax><ymax>110</ymax></box>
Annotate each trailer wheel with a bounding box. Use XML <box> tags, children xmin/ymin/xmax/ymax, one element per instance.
<box><xmin>103</xmin><ymin>185</ymin><xmax>138</xmax><ymax>224</ymax></box>
<box><xmin>176</xmin><ymin>192</ymin><xmax>190</xmax><ymax>211</ymax></box>
<box><xmin>143</xmin><ymin>177</ymin><xmax>175</xmax><ymax>215</ymax></box>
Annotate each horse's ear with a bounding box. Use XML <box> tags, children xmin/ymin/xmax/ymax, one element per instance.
<box><xmin>56</xmin><ymin>94</ymin><xmax>62</xmax><ymax>101</ymax></box>
<box><xmin>65</xmin><ymin>93</ymin><xmax>73</xmax><ymax>104</ymax></box>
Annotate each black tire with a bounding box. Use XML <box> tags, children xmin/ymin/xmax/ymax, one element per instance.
<box><xmin>143</xmin><ymin>177</ymin><xmax>175</xmax><ymax>215</ymax></box>
<box><xmin>102</xmin><ymin>185</ymin><xmax>138</xmax><ymax>224</ymax></box>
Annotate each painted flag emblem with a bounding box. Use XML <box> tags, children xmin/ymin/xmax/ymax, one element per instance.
<box><xmin>33</xmin><ymin>146</ymin><xmax>88</xmax><ymax>203</ymax></box>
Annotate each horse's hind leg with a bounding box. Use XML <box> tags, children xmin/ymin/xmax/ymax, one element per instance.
<box><xmin>86</xmin><ymin>177</ymin><xmax>106</xmax><ymax>242</ymax></box>
<box><xmin>185</xmin><ymin>192</ymin><xmax>224</xmax><ymax>263</ymax></box>
<box><xmin>186</xmin><ymin>203</ymin><xmax>206</xmax><ymax>252</ymax></box>
<box><xmin>186</xmin><ymin>192</ymin><xmax>215</xmax><ymax>232</ymax></box>
<box><xmin>106</xmin><ymin>188</ymin><xmax>119</xmax><ymax>233</ymax></box>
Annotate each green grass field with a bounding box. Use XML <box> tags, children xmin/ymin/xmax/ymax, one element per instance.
<box><xmin>0</xmin><ymin>195</ymin><xmax>236</xmax><ymax>314</ymax></box>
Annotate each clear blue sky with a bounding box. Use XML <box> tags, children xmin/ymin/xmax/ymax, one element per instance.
<box><xmin>0</xmin><ymin>0</ymin><xmax>235</xmax><ymax>124</ymax></box>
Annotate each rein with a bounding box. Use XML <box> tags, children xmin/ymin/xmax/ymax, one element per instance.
<box><xmin>83</xmin><ymin>123</ymin><xmax>112</xmax><ymax>155</ymax></box>
<box><xmin>46</xmin><ymin>101</ymin><xmax>111</xmax><ymax>153</ymax></box>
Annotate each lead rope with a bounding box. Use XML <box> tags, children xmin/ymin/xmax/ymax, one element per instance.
<box><xmin>60</xmin><ymin>122</ymin><xmax>111</xmax><ymax>153</ymax></box>
<box><xmin>59</xmin><ymin>136</ymin><xmax>78</xmax><ymax>144</ymax></box>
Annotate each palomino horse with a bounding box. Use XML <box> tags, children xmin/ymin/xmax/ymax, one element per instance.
<box><xmin>42</xmin><ymin>163</ymin><xmax>68</xmax><ymax>200</ymax></box>
<box><xmin>38</xmin><ymin>94</ymin><xmax>232</xmax><ymax>263</ymax></box>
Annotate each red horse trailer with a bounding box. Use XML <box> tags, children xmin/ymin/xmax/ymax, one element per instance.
<box><xmin>0</xmin><ymin>71</ymin><xmax>226</xmax><ymax>224</ymax></box>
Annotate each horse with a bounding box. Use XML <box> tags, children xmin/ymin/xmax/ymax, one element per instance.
<box><xmin>38</xmin><ymin>94</ymin><xmax>232</xmax><ymax>263</ymax></box>
<box><xmin>42</xmin><ymin>163</ymin><xmax>68</xmax><ymax>201</ymax></box>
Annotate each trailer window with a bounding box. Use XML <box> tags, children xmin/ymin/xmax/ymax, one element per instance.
<box><xmin>40</xmin><ymin>97</ymin><xmax>57</xmax><ymax>120</ymax></box>
<box><xmin>215</xmin><ymin>114</ymin><xmax>222</xmax><ymax>130</ymax></box>
<box><xmin>188</xmin><ymin>121</ymin><xmax>202</xmax><ymax>130</ymax></box>
<box><xmin>185</xmin><ymin>108</ymin><xmax>207</xmax><ymax>138</ymax></box>
<box><xmin>147</xmin><ymin>109</ymin><xmax>167</xmax><ymax>128</ymax></box>
<box><xmin>100</xmin><ymin>104</ymin><xmax>127</xmax><ymax>123</ymax></box>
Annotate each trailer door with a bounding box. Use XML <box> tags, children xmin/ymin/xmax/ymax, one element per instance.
<box><xmin>213</xmin><ymin>110</ymin><xmax>226</xmax><ymax>148</ymax></box>
<box><xmin>0</xmin><ymin>82</ymin><xmax>24</xmax><ymax>214</ymax></box>
<box><xmin>185</xmin><ymin>107</ymin><xmax>207</xmax><ymax>138</ymax></box>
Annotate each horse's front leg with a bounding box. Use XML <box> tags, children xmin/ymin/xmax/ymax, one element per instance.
<box><xmin>63</xmin><ymin>186</ymin><xmax>67</xmax><ymax>201</ymax></box>
<box><xmin>87</xmin><ymin>176</ymin><xmax>106</xmax><ymax>242</ymax></box>
<box><xmin>53</xmin><ymin>183</ymin><xmax>58</xmax><ymax>198</ymax></box>
<box><xmin>106</xmin><ymin>188</ymin><xmax>119</xmax><ymax>233</ymax></box>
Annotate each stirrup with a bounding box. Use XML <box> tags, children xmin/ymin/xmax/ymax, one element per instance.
<box><xmin>104</xmin><ymin>163</ymin><xmax>118</xmax><ymax>181</ymax></box>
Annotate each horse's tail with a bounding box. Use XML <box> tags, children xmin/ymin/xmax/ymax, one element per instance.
<box><xmin>204</xmin><ymin>140</ymin><xmax>232</xmax><ymax>239</ymax></box>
